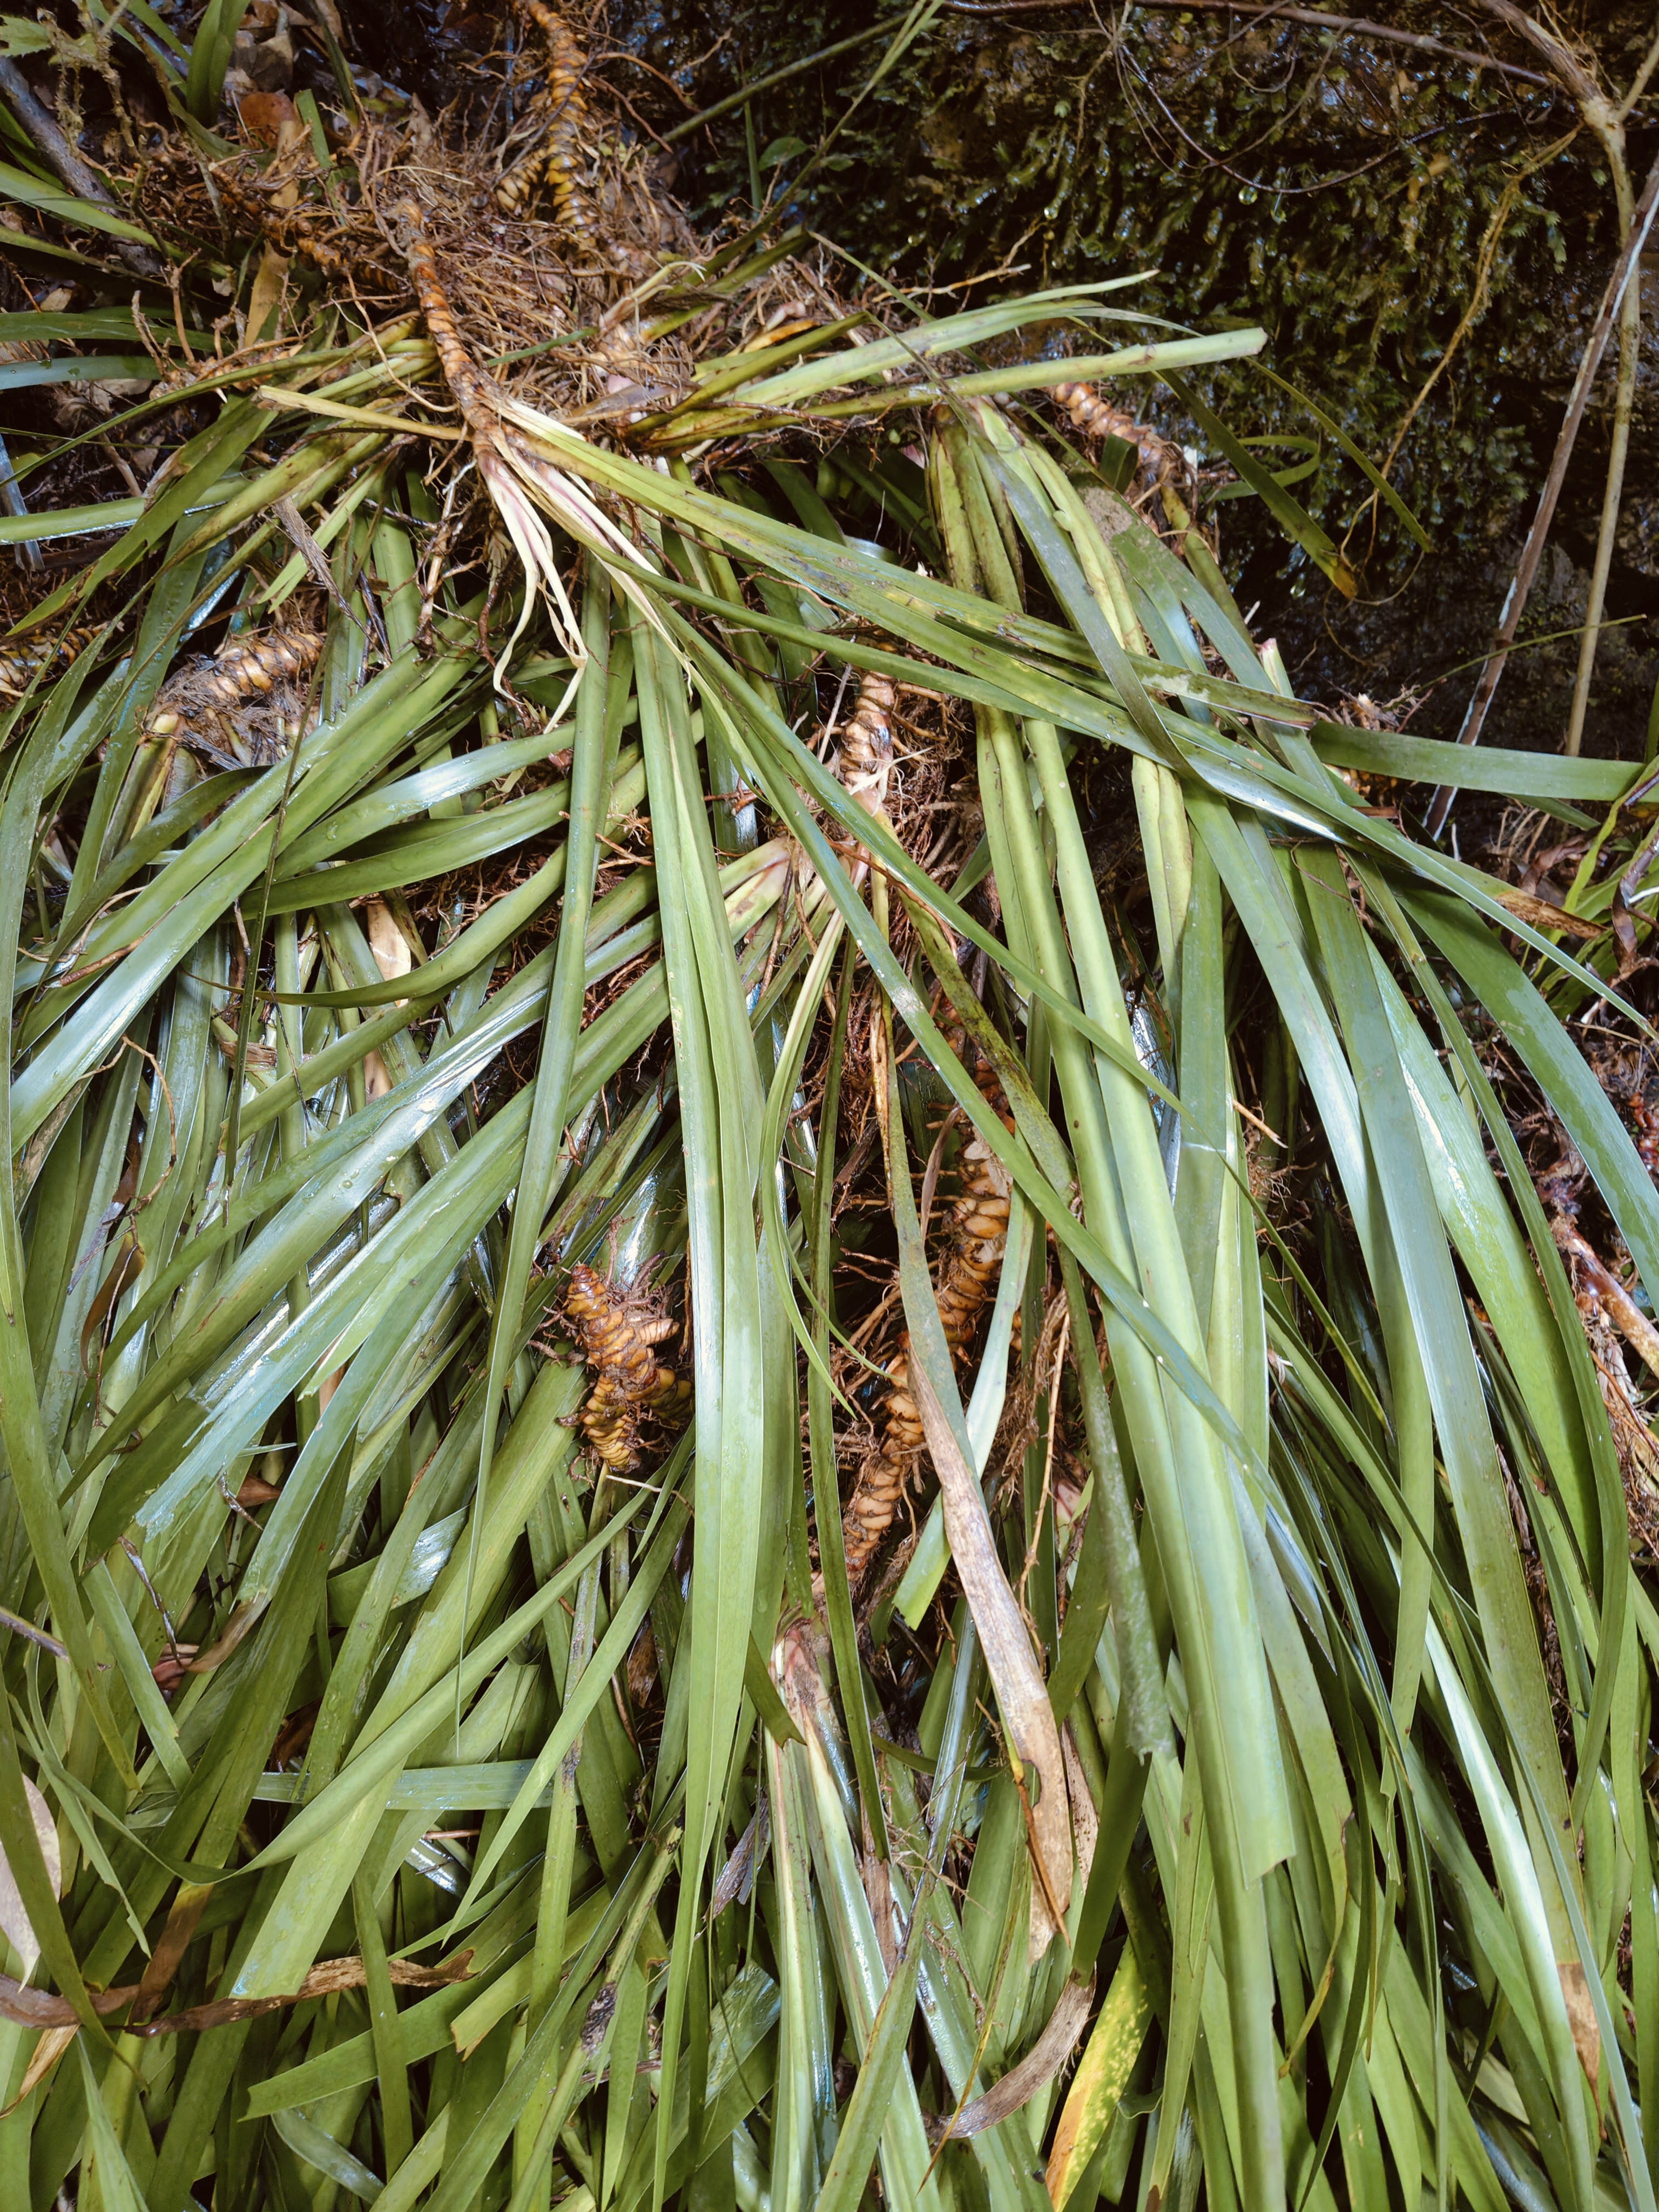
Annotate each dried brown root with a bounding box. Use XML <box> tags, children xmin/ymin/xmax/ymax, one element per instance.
<box><xmin>840</xmin><ymin>1123</ymin><xmax>1013</xmax><ymax>1582</ymax></box>
<box><xmin>495</xmin><ymin>121</ymin><xmax>555</xmax><ymax>219</ymax></box>
<box><xmin>402</xmin><ymin>205</ymin><xmax>491</xmax><ymax>421</ymax></box>
<box><xmin>0</xmin><ymin>624</ymin><xmax>99</xmax><ymax>699</ymax></box>
<box><xmin>268</xmin><ymin>211</ymin><xmax>395</xmax><ymax>284</ymax></box>
<box><xmin>213</xmin><ymin>166</ymin><xmax>400</xmax><ymax>288</ymax></box>
<box><xmin>494</xmin><ymin>1</ymin><xmax>597</xmax><ymax>249</ymax></box>
<box><xmin>564</xmin><ymin>1260</ymin><xmax>691</xmax><ymax>1473</ymax></box>
<box><xmin>1052</xmin><ymin>379</ymin><xmax>1172</xmax><ymax>478</ymax></box>
<box><xmin>834</xmin><ymin>671</ymin><xmax>896</xmax><ymax>817</ymax></box>
<box><xmin>144</xmin><ymin>623</ymin><xmax>324</xmax><ymax>771</ymax></box>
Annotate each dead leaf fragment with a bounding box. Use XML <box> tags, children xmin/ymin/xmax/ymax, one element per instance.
<box><xmin>710</xmin><ymin>1792</ymin><xmax>768</xmax><ymax>1918</ymax></box>
<box><xmin>861</xmin><ymin>1809</ymin><xmax>898</xmax><ymax>1979</ymax></box>
<box><xmin>238</xmin><ymin>90</ymin><xmax>298</xmax><ymax>148</ymax></box>
<box><xmin>926</xmin><ymin>1974</ymin><xmax>1094</xmax><ymax>2144</ymax></box>
<box><xmin>0</xmin><ymin>1778</ymin><xmax>60</xmax><ymax>1977</ymax></box>
<box><xmin>79</xmin><ymin>1235</ymin><xmax>144</xmax><ymax>1374</ymax></box>
<box><xmin>907</xmin><ymin>1357</ymin><xmax>1072</xmax><ymax>1948</ymax></box>
<box><xmin>130</xmin><ymin>1882</ymin><xmax>213</xmax><ymax>2025</ymax></box>
<box><xmin>179</xmin><ymin>1599</ymin><xmax>266</xmax><ymax>1675</ymax></box>
<box><xmin>0</xmin><ymin>1950</ymin><xmax>474</xmax><ymax>2035</ymax></box>
<box><xmin>1557</xmin><ymin>1959</ymin><xmax>1601</xmax><ymax>2088</ymax></box>
<box><xmin>270</xmin><ymin>1700</ymin><xmax>320</xmax><ymax>1769</ymax></box>
<box><xmin>151</xmin><ymin>1645</ymin><xmax>199</xmax><ymax>1696</ymax></box>
<box><xmin>1</xmin><ymin>2024</ymin><xmax>76</xmax><ymax>2117</ymax></box>
<box><xmin>366</xmin><ymin>899</ymin><xmax>414</xmax><ymax>1007</ymax></box>
<box><xmin>1494</xmin><ymin>887</ymin><xmax>1602</xmax><ymax>941</ymax></box>
<box><xmin>1554</xmin><ymin>1217</ymin><xmax>1659</xmax><ymax>1384</ymax></box>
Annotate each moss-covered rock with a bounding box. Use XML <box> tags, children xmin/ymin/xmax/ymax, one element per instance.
<box><xmin>636</xmin><ymin>0</ymin><xmax>1659</xmax><ymax>764</ymax></box>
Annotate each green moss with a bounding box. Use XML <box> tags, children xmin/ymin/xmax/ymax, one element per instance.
<box><xmin>643</xmin><ymin>2</ymin><xmax>1651</xmax><ymax>588</ymax></box>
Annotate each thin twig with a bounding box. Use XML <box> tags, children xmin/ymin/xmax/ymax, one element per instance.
<box><xmin>0</xmin><ymin>57</ymin><xmax>163</xmax><ymax>276</ymax></box>
<box><xmin>1616</xmin><ymin>21</ymin><xmax>1659</xmax><ymax>124</ymax></box>
<box><xmin>1426</xmin><ymin>140</ymin><xmax>1659</xmax><ymax>832</ymax></box>
<box><xmin>1565</xmin><ymin>205</ymin><xmax>1640</xmax><ymax>759</ymax></box>
<box><xmin>1473</xmin><ymin>6</ymin><xmax>1648</xmax><ymax>762</ymax></box>
<box><xmin>664</xmin><ymin>17</ymin><xmax>912</xmax><ymax>144</ymax></box>
<box><xmin>1556</xmin><ymin>9</ymin><xmax>1649</xmax><ymax>760</ymax></box>
<box><xmin>0</xmin><ymin>1605</ymin><xmax>68</xmax><ymax>1661</ymax></box>
<box><xmin>935</xmin><ymin>0</ymin><xmax>1552</xmax><ymax>84</ymax></box>
<box><xmin>1472</xmin><ymin>0</ymin><xmax>1599</xmax><ymax>107</ymax></box>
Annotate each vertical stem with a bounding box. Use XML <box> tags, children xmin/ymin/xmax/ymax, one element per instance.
<box><xmin>273</xmin><ymin>913</ymin><xmax>315</xmax><ymax>1447</ymax></box>
<box><xmin>744</xmin><ymin>98</ymin><xmax>762</xmax><ymax>212</ymax></box>
<box><xmin>808</xmin><ymin>942</ymin><xmax>888</xmax><ymax>1852</ymax></box>
<box><xmin>1566</xmin><ymin>147</ymin><xmax>1639</xmax><ymax>756</ymax></box>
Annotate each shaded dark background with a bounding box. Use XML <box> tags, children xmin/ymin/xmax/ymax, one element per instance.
<box><xmin>23</xmin><ymin>0</ymin><xmax>1659</xmax><ymax>784</ymax></box>
<box><xmin>580</xmin><ymin>0</ymin><xmax>1658</xmax><ymax>782</ymax></box>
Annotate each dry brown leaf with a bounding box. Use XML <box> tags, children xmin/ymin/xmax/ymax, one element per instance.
<box><xmin>625</xmin><ymin>1619</ymin><xmax>659</xmax><ymax>1710</ymax></box>
<box><xmin>1554</xmin><ymin>1218</ymin><xmax>1659</xmax><ymax>1384</ymax></box>
<box><xmin>0</xmin><ymin>1950</ymin><xmax>474</xmax><ymax>2034</ymax></box>
<box><xmin>862</xmin><ymin>1808</ymin><xmax>898</xmax><ymax>1979</ymax></box>
<box><xmin>79</xmin><ymin>1235</ymin><xmax>143</xmax><ymax>1375</ymax></box>
<box><xmin>238</xmin><ymin>91</ymin><xmax>298</xmax><ymax>148</ymax></box>
<box><xmin>1</xmin><ymin>2025</ymin><xmax>76</xmax><ymax>2117</ymax></box>
<box><xmin>245</xmin><ymin>241</ymin><xmax>291</xmax><ymax>343</ymax></box>
<box><xmin>1494</xmin><ymin>887</ymin><xmax>1602</xmax><ymax>941</ymax></box>
<box><xmin>181</xmin><ymin>1599</ymin><xmax>266</xmax><ymax>1674</ymax></box>
<box><xmin>1557</xmin><ymin>1959</ymin><xmax>1601</xmax><ymax>2088</ymax></box>
<box><xmin>906</xmin><ymin>1358</ymin><xmax>1072</xmax><ymax>1949</ymax></box>
<box><xmin>0</xmin><ymin>1777</ymin><xmax>60</xmax><ymax>1978</ymax></box>
<box><xmin>129</xmin><ymin>1882</ymin><xmax>212</xmax><ymax>2025</ymax></box>
<box><xmin>270</xmin><ymin>1700</ymin><xmax>320</xmax><ymax>1769</ymax></box>
<box><xmin>925</xmin><ymin>1974</ymin><xmax>1095</xmax><ymax>2144</ymax></box>
<box><xmin>151</xmin><ymin>1645</ymin><xmax>198</xmax><ymax>1695</ymax></box>
<box><xmin>709</xmin><ymin>1797</ymin><xmax>766</xmax><ymax>1918</ymax></box>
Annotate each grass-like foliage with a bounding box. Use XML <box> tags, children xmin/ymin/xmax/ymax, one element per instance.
<box><xmin>2</xmin><ymin>9</ymin><xmax>1658</xmax><ymax>2211</ymax></box>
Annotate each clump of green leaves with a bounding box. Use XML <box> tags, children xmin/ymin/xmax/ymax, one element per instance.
<box><xmin>2</xmin><ymin>29</ymin><xmax>1659</xmax><ymax>2212</ymax></box>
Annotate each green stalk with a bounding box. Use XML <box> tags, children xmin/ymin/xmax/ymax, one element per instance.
<box><xmin>461</xmin><ymin>563</ymin><xmax>615</xmax><ymax>1688</ymax></box>
<box><xmin>941</xmin><ymin>423</ymin><xmax>1289</xmax><ymax>2198</ymax></box>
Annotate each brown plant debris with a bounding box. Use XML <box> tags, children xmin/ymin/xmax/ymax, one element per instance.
<box><xmin>563</xmin><ymin>1259</ymin><xmax>691</xmax><ymax>1472</ymax></box>
<box><xmin>1550</xmin><ymin>1220</ymin><xmax>1659</xmax><ymax>1559</ymax></box>
<box><xmin>495</xmin><ymin>0</ymin><xmax>596</xmax><ymax>252</ymax></box>
<box><xmin>0</xmin><ymin>1952</ymin><xmax>474</xmax><ymax>2035</ymax></box>
<box><xmin>145</xmin><ymin>621</ymin><xmax>323</xmax><ymax>771</ymax></box>
<box><xmin>1052</xmin><ymin>379</ymin><xmax>1175</xmax><ymax>478</ymax></box>
<box><xmin>841</xmin><ymin>1101</ymin><xmax>1013</xmax><ymax>1584</ymax></box>
<box><xmin>925</xmin><ymin>1972</ymin><xmax>1094</xmax><ymax>2144</ymax></box>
